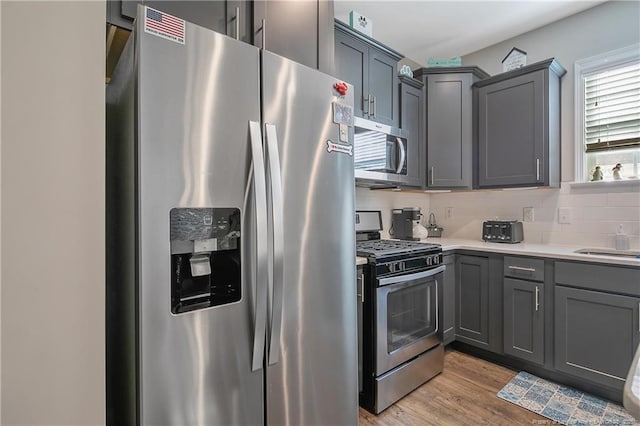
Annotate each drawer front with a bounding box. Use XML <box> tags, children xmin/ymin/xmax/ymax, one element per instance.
<box><xmin>556</xmin><ymin>261</ymin><xmax>640</xmax><ymax>297</ymax></box>
<box><xmin>504</xmin><ymin>256</ymin><xmax>544</xmax><ymax>282</ymax></box>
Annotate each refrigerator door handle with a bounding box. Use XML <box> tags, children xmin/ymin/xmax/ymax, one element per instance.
<box><xmin>249</xmin><ymin>121</ymin><xmax>269</xmax><ymax>372</ymax></box>
<box><xmin>265</xmin><ymin>123</ymin><xmax>284</xmax><ymax>365</ymax></box>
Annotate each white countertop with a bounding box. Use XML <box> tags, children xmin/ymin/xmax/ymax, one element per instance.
<box><xmin>419</xmin><ymin>238</ymin><xmax>640</xmax><ymax>267</ymax></box>
<box><xmin>355</xmin><ymin>238</ymin><xmax>640</xmax><ymax>267</ymax></box>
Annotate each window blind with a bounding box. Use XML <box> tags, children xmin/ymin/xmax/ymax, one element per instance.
<box><xmin>585</xmin><ymin>61</ymin><xmax>640</xmax><ymax>152</ymax></box>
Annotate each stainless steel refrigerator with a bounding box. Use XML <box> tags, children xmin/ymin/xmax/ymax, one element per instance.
<box><xmin>106</xmin><ymin>6</ymin><xmax>358</xmax><ymax>425</ymax></box>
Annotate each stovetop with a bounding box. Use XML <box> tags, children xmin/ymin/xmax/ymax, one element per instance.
<box><xmin>356</xmin><ymin>239</ymin><xmax>441</xmax><ymax>257</ymax></box>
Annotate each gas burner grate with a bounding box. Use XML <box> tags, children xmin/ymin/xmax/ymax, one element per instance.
<box><xmin>356</xmin><ymin>239</ymin><xmax>441</xmax><ymax>257</ymax></box>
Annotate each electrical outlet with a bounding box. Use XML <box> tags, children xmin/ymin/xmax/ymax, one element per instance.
<box><xmin>523</xmin><ymin>207</ymin><xmax>535</xmax><ymax>222</ymax></box>
<box><xmin>558</xmin><ymin>207</ymin><xmax>571</xmax><ymax>224</ymax></box>
<box><xmin>446</xmin><ymin>207</ymin><xmax>453</xmax><ymax>219</ymax></box>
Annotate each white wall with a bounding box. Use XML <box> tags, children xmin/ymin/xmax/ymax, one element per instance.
<box><xmin>1</xmin><ymin>2</ymin><xmax>105</xmax><ymax>424</ymax></box>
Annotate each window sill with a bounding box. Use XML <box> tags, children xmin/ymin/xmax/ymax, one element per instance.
<box><xmin>569</xmin><ymin>179</ymin><xmax>640</xmax><ymax>190</ymax></box>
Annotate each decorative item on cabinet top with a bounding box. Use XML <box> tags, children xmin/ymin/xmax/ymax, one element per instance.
<box><xmin>502</xmin><ymin>47</ymin><xmax>527</xmax><ymax>72</ymax></box>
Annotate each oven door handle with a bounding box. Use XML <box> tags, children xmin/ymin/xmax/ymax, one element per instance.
<box><xmin>378</xmin><ymin>265</ymin><xmax>445</xmax><ymax>287</ymax></box>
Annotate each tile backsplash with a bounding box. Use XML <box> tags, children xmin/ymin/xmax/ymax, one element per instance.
<box><xmin>357</xmin><ymin>183</ymin><xmax>640</xmax><ymax>249</ymax></box>
<box><xmin>355</xmin><ymin>188</ymin><xmax>430</xmax><ymax>239</ymax></box>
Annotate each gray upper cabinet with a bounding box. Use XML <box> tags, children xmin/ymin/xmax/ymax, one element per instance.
<box><xmin>334</xmin><ymin>20</ymin><xmax>402</xmax><ymax>127</ymax></box>
<box><xmin>107</xmin><ymin>1</ymin><xmax>334</xmax><ymax>71</ymax></box>
<box><xmin>399</xmin><ymin>76</ymin><xmax>425</xmax><ymax>187</ymax></box>
<box><xmin>254</xmin><ymin>1</ymin><xmax>334</xmax><ymax>73</ymax></box>
<box><xmin>107</xmin><ymin>1</ymin><xmax>244</xmax><ymax>39</ymax></box>
<box><xmin>414</xmin><ymin>67</ymin><xmax>489</xmax><ymax>189</ymax></box>
<box><xmin>475</xmin><ymin>59</ymin><xmax>565</xmax><ymax>189</ymax></box>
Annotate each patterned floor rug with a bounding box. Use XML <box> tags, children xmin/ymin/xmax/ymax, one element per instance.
<box><xmin>497</xmin><ymin>371</ymin><xmax>637</xmax><ymax>425</ymax></box>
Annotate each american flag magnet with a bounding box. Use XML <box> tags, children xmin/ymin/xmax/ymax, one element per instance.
<box><xmin>144</xmin><ymin>7</ymin><xmax>185</xmax><ymax>45</ymax></box>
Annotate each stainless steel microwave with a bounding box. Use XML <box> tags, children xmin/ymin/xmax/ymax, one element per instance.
<box><xmin>353</xmin><ymin>117</ymin><xmax>410</xmax><ymax>185</ymax></box>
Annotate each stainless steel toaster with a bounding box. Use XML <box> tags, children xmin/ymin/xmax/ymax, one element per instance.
<box><xmin>482</xmin><ymin>220</ymin><xmax>524</xmax><ymax>243</ymax></box>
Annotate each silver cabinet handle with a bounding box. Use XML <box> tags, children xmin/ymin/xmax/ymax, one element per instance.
<box><xmin>261</xmin><ymin>18</ymin><xmax>266</xmax><ymax>49</ymax></box>
<box><xmin>363</xmin><ymin>94</ymin><xmax>370</xmax><ymax>115</ymax></box>
<box><xmin>234</xmin><ymin>7</ymin><xmax>240</xmax><ymax>40</ymax></box>
<box><xmin>248</xmin><ymin>121</ymin><xmax>269</xmax><ymax>372</ymax></box>
<box><xmin>508</xmin><ymin>265</ymin><xmax>536</xmax><ymax>272</ymax></box>
<box><xmin>372</xmin><ymin>96</ymin><xmax>377</xmax><ymax>117</ymax></box>
<box><xmin>430</xmin><ymin>166</ymin><xmax>434</xmax><ymax>185</ymax></box>
<box><xmin>536</xmin><ymin>158</ymin><xmax>540</xmax><ymax>181</ymax></box>
<box><xmin>395</xmin><ymin>137</ymin><xmax>406</xmax><ymax>174</ymax></box>
<box><xmin>265</xmin><ymin>124</ymin><xmax>284</xmax><ymax>366</ymax></box>
<box><xmin>535</xmin><ymin>286</ymin><xmax>540</xmax><ymax>312</ymax></box>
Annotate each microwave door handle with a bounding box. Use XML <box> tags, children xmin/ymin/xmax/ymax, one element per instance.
<box><xmin>248</xmin><ymin>121</ymin><xmax>269</xmax><ymax>372</ymax></box>
<box><xmin>265</xmin><ymin>124</ymin><xmax>284</xmax><ymax>366</ymax></box>
<box><xmin>395</xmin><ymin>137</ymin><xmax>406</xmax><ymax>174</ymax></box>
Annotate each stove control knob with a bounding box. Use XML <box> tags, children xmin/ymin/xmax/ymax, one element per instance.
<box><xmin>426</xmin><ymin>257</ymin><xmax>432</xmax><ymax>266</ymax></box>
<box><xmin>433</xmin><ymin>256</ymin><xmax>439</xmax><ymax>265</ymax></box>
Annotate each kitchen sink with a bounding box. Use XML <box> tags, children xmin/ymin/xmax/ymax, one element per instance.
<box><xmin>574</xmin><ymin>248</ymin><xmax>640</xmax><ymax>258</ymax></box>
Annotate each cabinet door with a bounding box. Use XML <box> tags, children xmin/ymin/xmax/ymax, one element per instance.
<box><xmin>455</xmin><ymin>255</ymin><xmax>490</xmax><ymax>348</ymax></box>
<box><xmin>477</xmin><ymin>70</ymin><xmax>544</xmax><ymax>187</ymax></box>
<box><xmin>144</xmin><ymin>1</ymin><xmax>227</xmax><ymax>34</ymax></box>
<box><xmin>426</xmin><ymin>73</ymin><xmax>472</xmax><ymax>188</ymax></box>
<box><xmin>226</xmin><ymin>0</ymin><xmax>252</xmax><ymax>43</ymax></box>
<box><xmin>368</xmin><ymin>49</ymin><xmax>399</xmax><ymax>126</ymax></box>
<box><xmin>555</xmin><ymin>286</ymin><xmax>640</xmax><ymax>391</ymax></box>
<box><xmin>254</xmin><ymin>0</ymin><xmax>333</xmax><ymax>72</ymax></box>
<box><xmin>400</xmin><ymin>82</ymin><xmax>424</xmax><ymax>187</ymax></box>
<box><xmin>440</xmin><ymin>255</ymin><xmax>456</xmax><ymax>345</ymax></box>
<box><xmin>334</xmin><ymin>30</ymin><xmax>369</xmax><ymax>119</ymax></box>
<box><xmin>504</xmin><ymin>278</ymin><xmax>544</xmax><ymax>365</ymax></box>
<box><xmin>109</xmin><ymin>1</ymin><xmax>231</xmax><ymax>35</ymax></box>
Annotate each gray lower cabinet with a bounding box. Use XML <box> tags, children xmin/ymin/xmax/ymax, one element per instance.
<box><xmin>474</xmin><ymin>58</ymin><xmax>565</xmax><ymax>188</ymax></box>
<box><xmin>440</xmin><ymin>254</ymin><xmax>456</xmax><ymax>345</ymax></box>
<box><xmin>414</xmin><ymin>67</ymin><xmax>488</xmax><ymax>189</ymax></box>
<box><xmin>503</xmin><ymin>256</ymin><xmax>546</xmax><ymax>365</ymax></box>
<box><xmin>504</xmin><ymin>278</ymin><xmax>544</xmax><ymax>365</ymax></box>
<box><xmin>399</xmin><ymin>76</ymin><xmax>425</xmax><ymax>187</ymax></box>
<box><xmin>555</xmin><ymin>286</ymin><xmax>640</xmax><ymax>391</ymax></box>
<box><xmin>334</xmin><ymin>20</ymin><xmax>402</xmax><ymax>127</ymax></box>
<box><xmin>455</xmin><ymin>255</ymin><xmax>490</xmax><ymax>348</ymax></box>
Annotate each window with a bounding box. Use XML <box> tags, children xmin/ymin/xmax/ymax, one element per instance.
<box><xmin>575</xmin><ymin>44</ymin><xmax>640</xmax><ymax>182</ymax></box>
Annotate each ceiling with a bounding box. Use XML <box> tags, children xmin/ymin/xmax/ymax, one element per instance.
<box><xmin>334</xmin><ymin>1</ymin><xmax>606</xmax><ymax>65</ymax></box>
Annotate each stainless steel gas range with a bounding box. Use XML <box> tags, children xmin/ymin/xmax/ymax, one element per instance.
<box><xmin>356</xmin><ymin>210</ymin><xmax>445</xmax><ymax>414</ymax></box>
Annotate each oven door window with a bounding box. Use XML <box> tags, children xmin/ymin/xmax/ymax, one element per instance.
<box><xmin>386</xmin><ymin>280</ymin><xmax>437</xmax><ymax>353</ymax></box>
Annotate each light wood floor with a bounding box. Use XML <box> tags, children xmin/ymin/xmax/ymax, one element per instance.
<box><xmin>359</xmin><ymin>349</ymin><xmax>547</xmax><ymax>425</ymax></box>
